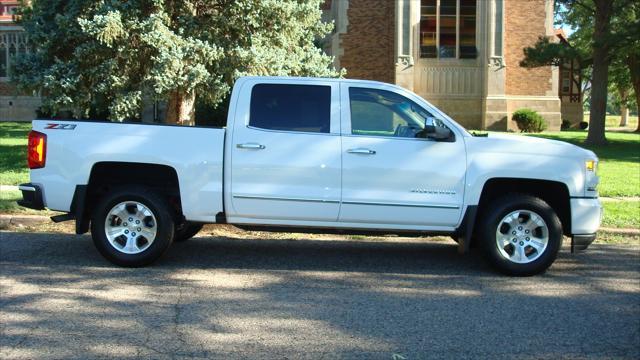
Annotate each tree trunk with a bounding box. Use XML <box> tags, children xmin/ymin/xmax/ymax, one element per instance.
<box><xmin>585</xmin><ymin>0</ymin><xmax>613</xmax><ymax>145</ymax></box>
<box><xmin>165</xmin><ymin>90</ymin><xmax>196</xmax><ymax>126</ymax></box>
<box><xmin>635</xmin><ymin>90</ymin><xmax>640</xmax><ymax>133</ymax></box>
<box><xmin>619</xmin><ymin>104</ymin><xmax>628</xmax><ymax>127</ymax></box>
<box><xmin>587</xmin><ymin>53</ymin><xmax>609</xmax><ymax>144</ymax></box>
<box><xmin>618</xmin><ymin>87</ymin><xmax>629</xmax><ymax>126</ymax></box>
<box><xmin>626</xmin><ymin>54</ymin><xmax>640</xmax><ymax>133</ymax></box>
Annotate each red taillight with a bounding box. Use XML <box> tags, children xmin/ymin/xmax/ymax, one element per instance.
<box><xmin>27</xmin><ymin>130</ymin><xmax>47</xmax><ymax>169</ymax></box>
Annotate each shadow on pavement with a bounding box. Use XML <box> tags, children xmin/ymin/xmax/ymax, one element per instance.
<box><xmin>1</xmin><ymin>232</ymin><xmax>639</xmax><ymax>359</ymax></box>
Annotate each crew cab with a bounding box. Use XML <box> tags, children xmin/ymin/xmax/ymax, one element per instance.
<box><xmin>18</xmin><ymin>76</ymin><xmax>602</xmax><ymax>275</ymax></box>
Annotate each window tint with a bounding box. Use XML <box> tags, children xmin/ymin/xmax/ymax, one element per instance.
<box><xmin>350</xmin><ymin>87</ymin><xmax>447</xmax><ymax>139</ymax></box>
<box><xmin>250</xmin><ymin>84</ymin><xmax>331</xmax><ymax>133</ymax></box>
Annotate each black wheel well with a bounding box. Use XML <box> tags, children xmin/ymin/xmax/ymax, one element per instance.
<box><xmin>77</xmin><ymin>162</ymin><xmax>182</xmax><ymax>233</ymax></box>
<box><xmin>476</xmin><ymin>178</ymin><xmax>571</xmax><ymax>236</ymax></box>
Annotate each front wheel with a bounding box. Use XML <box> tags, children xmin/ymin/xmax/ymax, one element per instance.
<box><xmin>479</xmin><ymin>194</ymin><xmax>563</xmax><ymax>276</ymax></box>
<box><xmin>91</xmin><ymin>186</ymin><xmax>175</xmax><ymax>267</ymax></box>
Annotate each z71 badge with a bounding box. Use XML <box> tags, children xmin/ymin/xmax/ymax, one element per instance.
<box><xmin>45</xmin><ymin>123</ymin><xmax>77</xmax><ymax>130</ymax></box>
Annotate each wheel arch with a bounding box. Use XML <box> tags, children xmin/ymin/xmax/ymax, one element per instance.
<box><xmin>474</xmin><ymin>178</ymin><xmax>571</xmax><ymax>236</ymax></box>
<box><xmin>75</xmin><ymin>162</ymin><xmax>182</xmax><ymax>234</ymax></box>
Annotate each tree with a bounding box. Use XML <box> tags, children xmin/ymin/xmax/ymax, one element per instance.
<box><xmin>13</xmin><ymin>0</ymin><xmax>342</xmax><ymax>124</ymax></box>
<box><xmin>627</xmin><ymin>52</ymin><xmax>640</xmax><ymax>133</ymax></box>
<box><xmin>521</xmin><ymin>0</ymin><xmax>640</xmax><ymax>143</ymax></box>
<box><xmin>608</xmin><ymin>60</ymin><xmax>632</xmax><ymax>126</ymax></box>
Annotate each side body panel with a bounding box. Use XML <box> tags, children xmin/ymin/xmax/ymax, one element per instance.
<box><xmin>338</xmin><ymin>81</ymin><xmax>467</xmax><ymax>227</ymax></box>
<box><xmin>224</xmin><ymin>77</ymin><xmax>342</xmax><ymax>222</ymax></box>
<box><xmin>463</xmin><ymin>134</ymin><xmax>590</xmax><ymax>206</ymax></box>
<box><xmin>30</xmin><ymin>121</ymin><xmax>225</xmax><ymax>222</ymax></box>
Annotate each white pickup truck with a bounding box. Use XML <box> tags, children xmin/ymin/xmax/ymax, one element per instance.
<box><xmin>18</xmin><ymin>76</ymin><xmax>602</xmax><ymax>275</ymax></box>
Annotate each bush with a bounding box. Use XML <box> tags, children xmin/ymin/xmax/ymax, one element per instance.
<box><xmin>512</xmin><ymin>108</ymin><xmax>548</xmax><ymax>133</ymax></box>
<box><xmin>561</xmin><ymin>120</ymin><xmax>571</xmax><ymax>131</ymax></box>
<box><xmin>579</xmin><ymin>121</ymin><xmax>589</xmax><ymax>130</ymax></box>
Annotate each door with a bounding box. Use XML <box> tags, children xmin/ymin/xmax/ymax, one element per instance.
<box><xmin>339</xmin><ymin>84</ymin><xmax>466</xmax><ymax>228</ymax></box>
<box><xmin>229</xmin><ymin>80</ymin><xmax>342</xmax><ymax>222</ymax></box>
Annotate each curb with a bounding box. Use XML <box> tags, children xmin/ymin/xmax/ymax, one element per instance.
<box><xmin>0</xmin><ymin>214</ymin><xmax>49</xmax><ymax>228</ymax></box>
<box><xmin>0</xmin><ymin>214</ymin><xmax>638</xmax><ymax>235</ymax></box>
<box><xmin>600</xmin><ymin>227</ymin><xmax>640</xmax><ymax>235</ymax></box>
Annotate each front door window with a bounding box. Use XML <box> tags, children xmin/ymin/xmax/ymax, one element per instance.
<box><xmin>349</xmin><ymin>87</ymin><xmax>449</xmax><ymax>139</ymax></box>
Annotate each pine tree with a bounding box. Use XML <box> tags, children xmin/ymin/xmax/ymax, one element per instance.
<box><xmin>13</xmin><ymin>0</ymin><xmax>342</xmax><ymax>124</ymax></box>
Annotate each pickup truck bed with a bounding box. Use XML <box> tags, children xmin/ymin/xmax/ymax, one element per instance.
<box><xmin>29</xmin><ymin>121</ymin><xmax>225</xmax><ymax>222</ymax></box>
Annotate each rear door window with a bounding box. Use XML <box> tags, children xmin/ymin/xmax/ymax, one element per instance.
<box><xmin>250</xmin><ymin>84</ymin><xmax>331</xmax><ymax>133</ymax></box>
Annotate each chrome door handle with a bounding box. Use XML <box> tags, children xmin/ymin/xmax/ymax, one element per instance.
<box><xmin>347</xmin><ymin>148</ymin><xmax>376</xmax><ymax>155</ymax></box>
<box><xmin>237</xmin><ymin>143</ymin><xmax>266</xmax><ymax>150</ymax></box>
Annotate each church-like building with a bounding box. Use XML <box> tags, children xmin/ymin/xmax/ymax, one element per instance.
<box><xmin>1</xmin><ymin>0</ymin><xmax>40</xmax><ymax>122</ymax></box>
<box><xmin>1</xmin><ymin>0</ymin><xmax>581</xmax><ymax>129</ymax></box>
<box><xmin>322</xmin><ymin>0</ymin><xmax>582</xmax><ymax>130</ymax></box>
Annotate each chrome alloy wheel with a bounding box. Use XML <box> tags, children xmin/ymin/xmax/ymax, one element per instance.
<box><xmin>104</xmin><ymin>201</ymin><xmax>157</xmax><ymax>255</ymax></box>
<box><xmin>495</xmin><ymin>209</ymin><xmax>549</xmax><ymax>264</ymax></box>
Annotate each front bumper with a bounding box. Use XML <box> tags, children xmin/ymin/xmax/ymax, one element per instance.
<box><xmin>571</xmin><ymin>198</ymin><xmax>603</xmax><ymax>234</ymax></box>
<box><xmin>570</xmin><ymin>197</ymin><xmax>603</xmax><ymax>252</ymax></box>
<box><xmin>17</xmin><ymin>183</ymin><xmax>45</xmax><ymax>210</ymax></box>
<box><xmin>571</xmin><ymin>233</ymin><xmax>597</xmax><ymax>252</ymax></box>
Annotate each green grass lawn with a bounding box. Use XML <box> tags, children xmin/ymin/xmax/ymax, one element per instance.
<box><xmin>1</xmin><ymin>122</ymin><xmax>639</xmax><ymax>222</ymax></box>
<box><xmin>585</xmin><ymin>113</ymin><xmax>639</xmax><ymax>129</ymax></box>
<box><xmin>0</xmin><ymin>189</ymin><xmax>58</xmax><ymax>215</ymax></box>
<box><xmin>530</xmin><ymin>131</ymin><xmax>640</xmax><ymax>197</ymax></box>
<box><xmin>0</xmin><ymin>122</ymin><xmax>31</xmax><ymax>185</ymax></box>
<box><xmin>601</xmin><ymin>201</ymin><xmax>640</xmax><ymax>229</ymax></box>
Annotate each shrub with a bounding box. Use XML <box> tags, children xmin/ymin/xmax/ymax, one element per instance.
<box><xmin>561</xmin><ymin>120</ymin><xmax>571</xmax><ymax>131</ymax></box>
<box><xmin>512</xmin><ymin>108</ymin><xmax>548</xmax><ymax>133</ymax></box>
<box><xmin>579</xmin><ymin>121</ymin><xmax>589</xmax><ymax>130</ymax></box>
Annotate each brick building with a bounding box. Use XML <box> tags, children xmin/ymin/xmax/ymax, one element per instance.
<box><xmin>322</xmin><ymin>0</ymin><xmax>568</xmax><ymax>130</ymax></box>
<box><xmin>2</xmin><ymin>0</ymin><xmax>577</xmax><ymax>128</ymax></box>
<box><xmin>0</xmin><ymin>0</ymin><xmax>39</xmax><ymax>121</ymax></box>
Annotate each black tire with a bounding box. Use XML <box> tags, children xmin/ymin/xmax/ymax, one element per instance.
<box><xmin>478</xmin><ymin>194</ymin><xmax>563</xmax><ymax>276</ymax></box>
<box><xmin>90</xmin><ymin>186</ymin><xmax>174</xmax><ymax>267</ymax></box>
<box><xmin>173</xmin><ymin>222</ymin><xmax>203</xmax><ymax>242</ymax></box>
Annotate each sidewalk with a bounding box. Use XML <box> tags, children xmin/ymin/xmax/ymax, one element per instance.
<box><xmin>0</xmin><ymin>185</ymin><xmax>19</xmax><ymax>192</ymax></box>
<box><xmin>600</xmin><ymin>196</ymin><xmax>640</xmax><ymax>202</ymax></box>
<box><xmin>2</xmin><ymin>184</ymin><xmax>639</xmax><ymax>202</ymax></box>
<box><xmin>1</xmin><ymin>214</ymin><xmax>638</xmax><ymax>235</ymax></box>
<box><xmin>0</xmin><ymin>214</ymin><xmax>50</xmax><ymax>227</ymax></box>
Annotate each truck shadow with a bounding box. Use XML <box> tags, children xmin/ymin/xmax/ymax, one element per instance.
<box><xmin>1</xmin><ymin>231</ymin><xmax>486</xmax><ymax>275</ymax></box>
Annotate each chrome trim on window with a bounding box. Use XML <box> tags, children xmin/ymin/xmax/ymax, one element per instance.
<box><xmin>342</xmin><ymin>133</ymin><xmax>454</xmax><ymax>142</ymax></box>
<box><xmin>233</xmin><ymin>195</ymin><xmax>340</xmax><ymax>204</ymax></box>
<box><xmin>245</xmin><ymin>125</ymin><xmax>339</xmax><ymax>136</ymax></box>
<box><xmin>18</xmin><ymin>185</ymin><xmax>37</xmax><ymax>192</ymax></box>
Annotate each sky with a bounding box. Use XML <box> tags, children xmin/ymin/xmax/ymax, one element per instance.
<box><xmin>561</xmin><ymin>25</ymin><xmax>575</xmax><ymax>36</ymax></box>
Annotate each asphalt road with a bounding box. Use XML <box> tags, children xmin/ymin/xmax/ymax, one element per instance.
<box><xmin>1</xmin><ymin>231</ymin><xmax>639</xmax><ymax>359</ymax></box>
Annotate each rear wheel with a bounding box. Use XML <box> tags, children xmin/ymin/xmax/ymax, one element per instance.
<box><xmin>173</xmin><ymin>222</ymin><xmax>203</xmax><ymax>242</ymax></box>
<box><xmin>479</xmin><ymin>194</ymin><xmax>562</xmax><ymax>276</ymax></box>
<box><xmin>91</xmin><ymin>186</ymin><xmax>174</xmax><ymax>267</ymax></box>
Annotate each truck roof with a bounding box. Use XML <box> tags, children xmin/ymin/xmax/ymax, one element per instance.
<box><xmin>236</xmin><ymin>75</ymin><xmax>389</xmax><ymax>88</ymax></box>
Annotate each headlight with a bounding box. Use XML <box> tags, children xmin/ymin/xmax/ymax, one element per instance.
<box><xmin>585</xmin><ymin>159</ymin><xmax>599</xmax><ymax>192</ymax></box>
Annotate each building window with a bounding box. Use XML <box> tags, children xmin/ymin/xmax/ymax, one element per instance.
<box><xmin>420</xmin><ymin>0</ymin><xmax>477</xmax><ymax>59</ymax></box>
<box><xmin>493</xmin><ymin>0</ymin><xmax>503</xmax><ymax>57</ymax></box>
<box><xmin>0</xmin><ymin>31</ymin><xmax>28</xmax><ymax>79</ymax></box>
<box><xmin>559</xmin><ymin>59</ymin><xmax>581</xmax><ymax>103</ymax></box>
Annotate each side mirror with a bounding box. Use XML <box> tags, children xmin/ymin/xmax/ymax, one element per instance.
<box><xmin>424</xmin><ymin>125</ymin><xmax>454</xmax><ymax>141</ymax></box>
